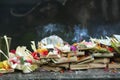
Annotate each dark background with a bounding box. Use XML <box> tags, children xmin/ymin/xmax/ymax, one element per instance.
<box><xmin>0</xmin><ymin>0</ymin><xmax>120</xmax><ymax>49</ymax></box>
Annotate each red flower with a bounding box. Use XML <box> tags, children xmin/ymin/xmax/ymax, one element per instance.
<box><xmin>10</xmin><ymin>49</ymin><xmax>16</xmax><ymax>54</ymax></box>
<box><xmin>10</xmin><ymin>59</ymin><xmax>17</xmax><ymax>64</ymax></box>
<box><xmin>107</xmin><ymin>47</ymin><xmax>114</xmax><ymax>52</ymax></box>
<box><xmin>25</xmin><ymin>60</ymin><xmax>32</xmax><ymax>64</ymax></box>
<box><xmin>31</xmin><ymin>52</ymin><xmax>40</xmax><ymax>60</ymax></box>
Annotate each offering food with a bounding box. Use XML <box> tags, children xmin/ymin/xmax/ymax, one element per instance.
<box><xmin>9</xmin><ymin>46</ymin><xmax>38</xmax><ymax>73</ymax></box>
<box><xmin>1</xmin><ymin>34</ymin><xmax>120</xmax><ymax>74</ymax></box>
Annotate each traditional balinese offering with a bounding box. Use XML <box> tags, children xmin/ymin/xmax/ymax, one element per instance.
<box><xmin>1</xmin><ymin>34</ymin><xmax>120</xmax><ymax>74</ymax></box>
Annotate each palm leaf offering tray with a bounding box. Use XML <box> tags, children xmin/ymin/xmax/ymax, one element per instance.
<box><xmin>1</xmin><ymin>35</ymin><xmax>120</xmax><ymax>74</ymax></box>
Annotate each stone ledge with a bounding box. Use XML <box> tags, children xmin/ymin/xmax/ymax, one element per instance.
<box><xmin>1</xmin><ymin>69</ymin><xmax>120</xmax><ymax>80</ymax></box>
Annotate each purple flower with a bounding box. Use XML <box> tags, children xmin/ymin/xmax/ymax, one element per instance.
<box><xmin>70</xmin><ymin>46</ymin><xmax>77</xmax><ymax>51</ymax></box>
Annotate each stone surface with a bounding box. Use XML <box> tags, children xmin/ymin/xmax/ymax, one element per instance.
<box><xmin>1</xmin><ymin>69</ymin><xmax>120</xmax><ymax>80</ymax></box>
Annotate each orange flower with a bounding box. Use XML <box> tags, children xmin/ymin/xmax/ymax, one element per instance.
<box><xmin>37</xmin><ymin>48</ymin><xmax>48</xmax><ymax>56</ymax></box>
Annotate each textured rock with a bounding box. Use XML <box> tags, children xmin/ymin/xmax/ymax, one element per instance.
<box><xmin>1</xmin><ymin>69</ymin><xmax>120</xmax><ymax>80</ymax></box>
